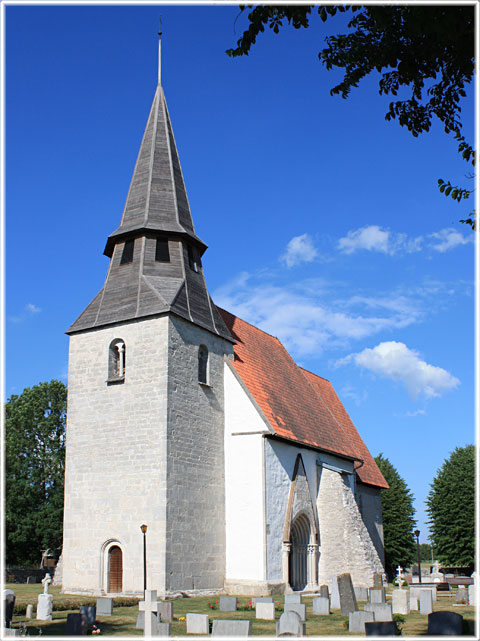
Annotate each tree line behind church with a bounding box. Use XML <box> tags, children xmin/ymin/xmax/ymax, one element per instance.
<box><xmin>4</xmin><ymin>380</ymin><xmax>474</xmax><ymax>576</ymax></box>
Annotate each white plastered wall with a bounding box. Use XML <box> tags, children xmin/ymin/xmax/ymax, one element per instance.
<box><xmin>224</xmin><ymin>363</ymin><xmax>267</xmax><ymax>584</ymax></box>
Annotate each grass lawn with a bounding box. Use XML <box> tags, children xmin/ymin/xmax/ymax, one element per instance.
<box><xmin>8</xmin><ymin>584</ymin><xmax>476</xmax><ymax>636</ymax></box>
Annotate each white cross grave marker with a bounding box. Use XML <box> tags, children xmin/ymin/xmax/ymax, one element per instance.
<box><xmin>395</xmin><ymin>566</ymin><xmax>404</xmax><ymax>590</ymax></box>
<box><xmin>139</xmin><ymin>590</ymin><xmax>159</xmax><ymax>637</ymax></box>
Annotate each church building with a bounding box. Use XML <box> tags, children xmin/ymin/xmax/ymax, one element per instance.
<box><xmin>62</xmin><ymin>37</ymin><xmax>388</xmax><ymax>597</ymax></box>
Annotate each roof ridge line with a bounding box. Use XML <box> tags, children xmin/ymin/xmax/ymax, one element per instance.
<box><xmin>298</xmin><ymin>366</ymin><xmax>331</xmax><ymax>384</ymax></box>
<box><xmin>216</xmin><ymin>306</ymin><xmax>283</xmax><ymax>343</ymax></box>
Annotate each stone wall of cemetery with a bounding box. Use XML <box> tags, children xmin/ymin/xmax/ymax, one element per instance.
<box><xmin>165</xmin><ymin>315</ymin><xmax>233</xmax><ymax>592</ymax></box>
<box><xmin>62</xmin><ymin>316</ymin><xmax>170</xmax><ymax>595</ymax></box>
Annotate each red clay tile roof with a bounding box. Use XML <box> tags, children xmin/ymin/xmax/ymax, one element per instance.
<box><xmin>218</xmin><ymin>307</ymin><xmax>388</xmax><ymax>490</ymax></box>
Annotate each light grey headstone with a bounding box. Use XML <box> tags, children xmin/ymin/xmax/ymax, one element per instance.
<box><xmin>219</xmin><ymin>596</ymin><xmax>237</xmax><ymax>612</ymax></box>
<box><xmin>212</xmin><ymin>619</ymin><xmax>251</xmax><ymax>636</ymax></box>
<box><xmin>427</xmin><ymin>611</ymin><xmax>463</xmax><ymax>635</ymax></box>
<box><xmin>96</xmin><ymin>597</ymin><xmax>113</xmax><ymax>616</ymax></box>
<box><xmin>26</xmin><ymin>604</ymin><xmax>33</xmax><ymax>619</ymax></box>
<box><xmin>410</xmin><ymin>595</ymin><xmax>419</xmax><ymax>611</ymax></box>
<box><xmin>253</xmin><ymin>596</ymin><xmax>273</xmax><ymax>605</ymax></box>
<box><xmin>284</xmin><ymin>602</ymin><xmax>306</xmax><ymax>621</ymax></box>
<box><xmin>369</xmin><ymin>588</ymin><xmax>386</xmax><ymax>604</ymax></box>
<box><xmin>456</xmin><ymin>587</ymin><xmax>468</xmax><ymax>603</ymax></box>
<box><xmin>392</xmin><ymin>589</ymin><xmax>410</xmax><ymax>614</ymax></box>
<box><xmin>468</xmin><ymin>584</ymin><xmax>476</xmax><ymax>605</ymax></box>
<box><xmin>354</xmin><ymin>586</ymin><xmax>369</xmax><ymax>601</ymax></box>
<box><xmin>276</xmin><ymin>610</ymin><xmax>305</xmax><ymax>637</ymax></box>
<box><xmin>3</xmin><ymin>630</ymin><xmax>20</xmax><ymax>637</ymax></box>
<box><xmin>364</xmin><ymin>602</ymin><xmax>393</xmax><ymax>621</ymax></box>
<box><xmin>157</xmin><ymin>601</ymin><xmax>173</xmax><ymax>621</ymax></box>
<box><xmin>136</xmin><ymin>611</ymin><xmax>158</xmax><ymax>630</ymax></box>
<box><xmin>255</xmin><ymin>602</ymin><xmax>275</xmax><ymax>620</ymax></box>
<box><xmin>79</xmin><ymin>605</ymin><xmax>96</xmax><ymax>626</ymax></box>
<box><xmin>319</xmin><ymin>585</ymin><xmax>329</xmax><ymax>599</ymax></box>
<box><xmin>419</xmin><ymin>589</ymin><xmax>433</xmax><ymax>615</ymax></box>
<box><xmin>66</xmin><ymin>612</ymin><xmax>88</xmax><ymax>636</ymax></box>
<box><xmin>349</xmin><ymin>610</ymin><xmax>375</xmax><ymax>633</ymax></box>
<box><xmin>338</xmin><ymin>573</ymin><xmax>357</xmax><ymax>616</ymax></box>
<box><xmin>410</xmin><ymin>586</ymin><xmax>437</xmax><ymax>601</ymax></box>
<box><xmin>152</xmin><ymin>620</ymin><xmax>172</xmax><ymax>637</ymax></box>
<box><xmin>365</xmin><ymin>621</ymin><xmax>397</xmax><ymax>636</ymax></box>
<box><xmin>36</xmin><ymin>593</ymin><xmax>53</xmax><ymax>621</ymax></box>
<box><xmin>284</xmin><ymin>593</ymin><xmax>302</xmax><ymax>604</ymax></box>
<box><xmin>186</xmin><ymin>613</ymin><xmax>209</xmax><ymax>634</ymax></box>
<box><xmin>330</xmin><ymin>576</ymin><xmax>340</xmax><ymax>609</ymax></box>
<box><xmin>312</xmin><ymin>596</ymin><xmax>330</xmax><ymax>615</ymax></box>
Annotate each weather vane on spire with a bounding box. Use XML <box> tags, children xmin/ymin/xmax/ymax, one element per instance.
<box><xmin>158</xmin><ymin>16</ymin><xmax>162</xmax><ymax>38</ymax></box>
<box><xmin>157</xmin><ymin>16</ymin><xmax>162</xmax><ymax>85</ymax></box>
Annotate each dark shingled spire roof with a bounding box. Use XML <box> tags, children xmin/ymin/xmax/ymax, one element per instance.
<box><xmin>67</xmin><ymin>39</ymin><xmax>232</xmax><ymax>343</ymax></box>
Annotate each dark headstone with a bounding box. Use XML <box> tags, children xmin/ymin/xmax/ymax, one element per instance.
<box><xmin>4</xmin><ymin>591</ymin><xmax>15</xmax><ymax>628</ymax></box>
<box><xmin>66</xmin><ymin>613</ymin><xmax>88</xmax><ymax>636</ymax></box>
<box><xmin>79</xmin><ymin>605</ymin><xmax>96</xmax><ymax>626</ymax></box>
<box><xmin>26</xmin><ymin>576</ymin><xmax>38</xmax><ymax>584</ymax></box>
<box><xmin>365</xmin><ymin>621</ymin><xmax>397</xmax><ymax>636</ymax></box>
<box><xmin>319</xmin><ymin>585</ymin><xmax>329</xmax><ymax>598</ymax></box>
<box><xmin>427</xmin><ymin>611</ymin><xmax>463</xmax><ymax>635</ymax></box>
<box><xmin>337</xmin><ymin>573</ymin><xmax>357</xmax><ymax>616</ymax></box>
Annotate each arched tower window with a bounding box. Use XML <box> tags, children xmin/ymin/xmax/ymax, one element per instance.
<box><xmin>198</xmin><ymin>344</ymin><xmax>209</xmax><ymax>385</ymax></box>
<box><xmin>108</xmin><ymin>339</ymin><xmax>126</xmax><ymax>382</ymax></box>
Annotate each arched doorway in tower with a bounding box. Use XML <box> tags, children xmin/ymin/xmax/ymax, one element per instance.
<box><xmin>289</xmin><ymin>513</ymin><xmax>311</xmax><ymax>591</ymax></box>
<box><xmin>108</xmin><ymin>546</ymin><xmax>123</xmax><ymax>593</ymax></box>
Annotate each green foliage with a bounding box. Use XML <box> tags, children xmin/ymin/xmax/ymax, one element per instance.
<box><xmin>419</xmin><ymin>542</ymin><xmax>432</xmax><ymax>562</ymax></box>
<box><xmin>426</xmin><ymin>445</ymin><xmax>475</xmax><ymax>566</ymax></box>
<box><xmin>227</xmin><ymin>5</ymin><xmax>475</xmax><ymax>227</ymax></box>
<box><xmin>374</xmin><ymin>454</ymin><xmax>416</xmax><ymax>579</ymax></box>
<box><xmin>5</xmin><ymin>380</ymin><xmax>67</xmax><ymax>566</ymax></box>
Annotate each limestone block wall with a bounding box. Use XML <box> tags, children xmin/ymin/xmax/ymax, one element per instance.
<box><xmin>62</xmin><ymin>316</ymin><xmax>169</xmax><ymax>595</ymax></box>
<box><xmin>356</xmin><ymin>483</ymin><xmax>385</xmax><ymax>565</ymax></box>
<box><xmin>165</xmin><ymin>316</ymin><xmax>233</xmax><ymax>591</ymax></box>
<box><xmin>224</xmin><ymin>363</ymin><xmax>268</xmax><ymax>587</ymax></box>
<box><xmin>317</xmin><ymin>467</ymin><xmax>384</xmax><ymax>587</ymax></box>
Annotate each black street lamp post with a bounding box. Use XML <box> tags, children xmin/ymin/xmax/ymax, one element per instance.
<box><xmin>140</xmin><ymin>524</ymin><xmax>148</xmax><ymax>595</ymax></box>
<box><xmin>414</xmin><ymin>529</ymin><xmax>422</xmax><ymax>584</ymax></box>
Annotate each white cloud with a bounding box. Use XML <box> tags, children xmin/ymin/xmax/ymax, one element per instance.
<box><xmin>428</xmin><ymin>228</ymin><xmax>473</xmax><ymax>253</ymax></box>
<box><xmin>406</xmin><ymin>409</ymin><xmax>427</xmax><ymax>417</ymax></box>
<box><xmin>338</xmin><ymin>225</ymin><xmax>394</xmax><ymax>255</ymax></box>
<box><xmin>280</xmin><ymin>233</ymin><xmax>318</xmax><ymax>267</ymax></box>
<box><xmin>338</xmin><ymin>341</ymin><xmax>459</xmax><ymax>399</ymax></box>
<box><xmin>25</xmin><ymin>303</ymin><xmax>41</xmax><ymax>314</ymax></box>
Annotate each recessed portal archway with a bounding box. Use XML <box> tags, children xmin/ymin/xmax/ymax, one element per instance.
<box><xmin>289</xmin><ymin>513</ymin><xmax>311</xmax><ymax>591</ymax></box>
<box><xmin>108</xmin><ymin>545</ymin><xmax>123</xmax><ymax>593</ymax></box>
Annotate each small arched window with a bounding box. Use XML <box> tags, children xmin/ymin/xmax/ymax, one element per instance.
<box><xmin>198</xmin><ymin>344</ymin><xmax>209</xmax><ymax>385</ymax></box>
<box><xmin>108</xmin><ymin>339</ymin><xmax>126</xmax><ymax>383</ymax></box>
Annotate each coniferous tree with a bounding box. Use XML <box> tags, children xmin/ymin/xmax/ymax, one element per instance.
<box><xmin>374</xmin><ymin>453</ymin><xmax>416</xmax><ymax>579</ymax></box>
<box><xmin>5</xmin><ymin>380</ymin><xmax>66</xmax><ymax>566</ymax></box>
<box><xmin>426</xmin><ymin>445</ymin><xmax>475</xmax><ymax>567</ymax></box>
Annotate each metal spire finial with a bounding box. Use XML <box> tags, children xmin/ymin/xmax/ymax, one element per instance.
<box><xmin>158</xmin><ymin>17</ymin><xmax>162</xmax><ymax>85</ymax></box>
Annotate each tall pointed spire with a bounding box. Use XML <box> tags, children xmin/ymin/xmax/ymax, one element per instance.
<box><xmin>67</xmin><ymin>35</ymin><xmax>233</xmax><ymax>342</ymax></box>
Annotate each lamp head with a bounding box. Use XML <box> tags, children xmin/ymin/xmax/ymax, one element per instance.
<box><xmin>414</xmin><ymin>529</ymin><xmax>420</xmax><ymax>538</ymax></box>
<box><xmin>140</xmin><ymin>524</ymin><xmax>148</xmax><ymax>534</ymax></box>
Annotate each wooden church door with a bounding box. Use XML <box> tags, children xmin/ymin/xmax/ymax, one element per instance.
<box><xmin>108</xmin><ymin>546</ymin><xmax>123</xmax><ymax>593</ymax></box>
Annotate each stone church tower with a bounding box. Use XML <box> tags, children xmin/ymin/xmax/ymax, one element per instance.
<box><xmin>62</xmin><ymin>37</ymin><xmax>234</xmax><ymax>595</ymax></box>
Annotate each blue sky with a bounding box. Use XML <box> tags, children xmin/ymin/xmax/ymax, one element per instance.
<box><xmin>5</xmin><ymin>5</ymin><xmax>476</xmax><ymax>544</ymax></box>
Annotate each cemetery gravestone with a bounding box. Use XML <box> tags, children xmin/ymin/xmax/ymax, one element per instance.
<box><xmin>157</xmin><ymin>601</ymin><xmax>174</xmax><ymax>621</ymax></box>
<box><xmin>253</xmin><ymin>597</ymin><xmax>273</xmax><ymax>605</ymax></box>
<box><xmin>369</xmin><ymin>588</ymin><xmax>386</xmax><ymax>604</ymax></box>
<box><xmin>255</xmin><ymin>602</ymin><xmax>275</xmax><ymax>620</ymax></box>
<box><xmin>319</xmin><ymin>585</ymin><xmax>329</xmax><ymax>598</ymax></box>
<box><xmin>312</xmin><ymin>596</ymin><xmax>330</xmax><ymax>615</ymax></box>
<box><xmin>37</xmin><ymin>593</ymin><xmax>53</xmax><ymax>621</ymax></box>
<box><xmin>153</xmin><ymin>620</ymin><xmax>172</xmax><ymax>637</ymax></box>
<box><xmin>468</xmin><ymin>584</ymin><xmax>476</xmax><ymax>605</ymax></box>
<box><xmin>364</xmin><ymin>602</ymin><xmax>393</xmax><ymax>621</ymax></box>
<box><xmin>79</xmin><ymin>605</ymin><xmax>96</xmax><ymax>626</ymax></box>
<box><xmin>96</xmin><ymin>597</ymin><xmax>113</xmax><ymax>616</ymax></box>
<box><xmin>348</xmin><ymin>610</ymin><xmax>375</xmax><ymax>633</ymax></box>
<box><xmin>330</xmin><ymin>576</ymin><xmax>340</xmax><ymax>609</ymax></box>
<box><xmin>136</xmin><ymin>611</ymin><xmax>158</xmax><ymax>631</ymax></box>
<box><xmin>337</xmin><ymin>573</ymin><xmax>358</xmax><ymax>616</ymax></box>
<box><xmin>365</xmin><ymin>621</ymin><xmax>397</xmax><ymax>636</ymax></box>
<box><xmin>419</xmin><ymin>589</ymin><xmax>433</xmax><ymax>615</ymax></box>
<box><xmin>411</xmin><ymin>586</ymin><xmax>437</xmax><ymax>601</ymax></box>
<box><xmin>26</xmin><ymin>604</ymin><xmax>33</xmax><ymax>619</ymax></box>
<box><xmin>354</xmin><ymin>586</ymin><xmax>368</xmax><ymax>601</ymax></box>
<box><xmin>276</xmin><ymin>610</ymin><xmax>305</xmax><ymax>637</ymax></box>
<box><xmin>284</xmin><ymin>593</ymin><xmax>301</xmax><ymax>604</ymax></box>
<box><xmin>139</xmin><ymin>590</ymin><xmax>159</xmax><ymax>638</ymax></box>
<box><xmin>4</xmin><ymin>590</ymin><xmax>15</xmax><ymax>628</ymax></box>
<box><xmin>456</xmin><ymin>587</ymin><xmax>468</xmax><ymax>603</ymax></box>
<box><xmin>219</xmin><ymin>596</ymin><xmax>237</xmax><ymax>611</ymax></box>
<box><xmin>392</xmin><ymin>589</ymin><xmax>410</xmax><ymax>614</ymax></box>
<box><xmin>186</xmin><ymin>613</ymin><xmax>209</xmax><ymax>634</ymax></box>
<box><xmin>373</xmin><ymin>573</ymin><xmax>383</xmax><ymax>589</ymax></box>
<box><xmin>410</xmin><ymin>596</ymin><xmax>419</xmax><ymax>611</ymax></box>
<box><xmin>3</xmin><ymin>630</ymin><xmax>20</xmax><ymax>637</ymax></box>
<box><xmin>212</xmin><ymin>620</ymin><xmax>251</xmax><ymax>636</ymax></box>
<box><xmin>66</xmin><ymin>613</ymin><xmax>88</xmax><ymax>636</ymax></box>
<box><xmin>284</xmin><ymin>602</ymin><xmax>306</xmax><ymax>621</ymax></box>
<box><xmin>427</xmin><ymin>611</ymin><xmax>463</xmax><ymax>635</ymax></box>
